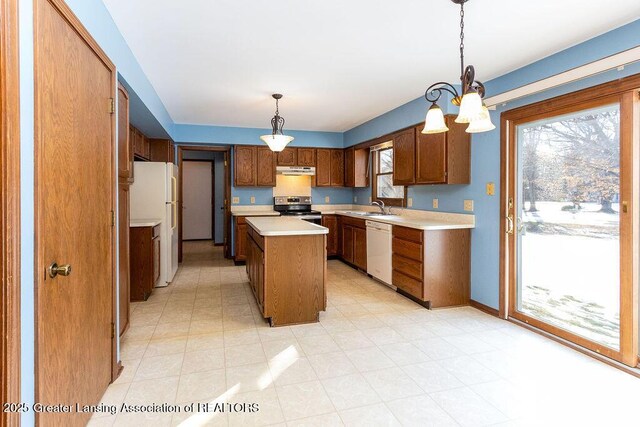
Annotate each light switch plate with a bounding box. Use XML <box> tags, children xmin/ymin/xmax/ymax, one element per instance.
<box><xmin>407</xmin><ymin>198</ymin><xmax>413</xmax><ymax>208</ymax></box>
<box><xmin>250</xmin><ymin>196</ymin><xmax>255</xmax><ymax>204</ymax></box>
<box><xmin>232</xmin><ymin>197</ymin><xmax>240</xmax><ymax>204</ymax></box>
<box><xmin>486</xmin><ymin>182</ymin><xmax>495</xmax><ymax>196</ymax></box>
<box><xmin>464</xmin><ymin>199</ymin><xmax>474</xmax><ymax>211</ymax></box>
<box><xmin>354</xmin><ymin>196</ymin><xmax>358</xmax><ymax>203</ymax></box>
<box><xmin>325</xmin><ymin>196</ymin><xmax>330</xmax><ymax>203</ymax></box>
<box><xmin>433</xmin><ymin>198</ymin><xmax>439</xmax><ymax>209</ymax></box>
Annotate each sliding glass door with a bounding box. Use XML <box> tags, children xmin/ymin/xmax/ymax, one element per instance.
<box><xmin>502</xmin><ymin>80</ymin><xmax>639</xmax><ymax>366</ymax></box>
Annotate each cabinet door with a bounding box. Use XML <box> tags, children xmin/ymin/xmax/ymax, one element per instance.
<box><xmin>330</xmin><ymin>149</ymin><xmax>345</xmax><ymax>187</ymax></box>
<box><xmin>118</xmin><ymin>184</ymin><xmax>130</xmax><ymax>335</ymax></box>
<box><xmin>322</xmin><ymin>215</ymin><xmax>338</xmax><ymax>256</ymax></box>
<box><xmin>153</xmin><ymin>237</ymin><xmax>161</xmax><ymax>287</ymax></box>
<box><xmin>315</xmin><ymin>149</ymin><xmax>331</xmax><ymax>187</ymax></box>
<box><xmin>344</xmin><ymin>148</ymin><xmax>355</xmax><ymax>187</ymax></box>
<box><xmin>415</xmin><ymin>125</ymin><xmax>447</xmax><ymax>184</ymax></box>
<box><xmin>341</xmin><ymin>224</ymin><xmax>354</xmax><ymax>263</ymax></box>
<box><xmin>392</xmin><ymin>128</ymin><xmax>416</xmax><ymax>185</ymax></box>
<box><xmin>256</xmin><ymin>146</ymin><xmax>276</xmax><ymax>186</ymax></box>
<box><xmin>234</xmin><ymin>146</ymin><xmax>257</xmax><ymax>186</ymax></box>
<box><xmin>235</xmin><ymin>223</ymin><xmax>248</xmax><ymax>260</ymax></box>
<box><xmin>277</xmin><ymin>147</ymin><xmax>297</xmax><ymax>166</ymax></box>
<box><xmin>117</xmin><ymin>84</ymin><xmax>131</xmax><ymax>179</ymax></box>
<box><xmin>444</xmin><ymin>116</ymin><xmax>471</xmax><ymax>185</ymax></box>
<box><xmin>256</xmin><ymin>246</ymin><xmax>265</xmax><ymax>310</ymax></box>
<box><xmin>143</xmin><ymin>134</ymin><xmax>150</xmax><ymax>159</ymax></box>
<box><xmin>353</xmin><ymin>226</ymin><xmax>367</xmax><ymax>270</ymax></box>
<box><xmin>297</xmin><ymin>148</ymin><xmax>316</xmax><ymax>166</ymax></box>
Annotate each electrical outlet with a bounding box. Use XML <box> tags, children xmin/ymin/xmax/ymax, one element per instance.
<box><xmin>232</xmin><ymin>197</ymin><xmax>239</xmax><ymax>204</ymax></box>
<box><xmin>250</xmin><ymin>196</ymin><xmax>255</xmax><ymax>204</ymax></box>
<box><xmin>486</xmin><ymin>182</ymin><xmax>495</xmax><ymax>196</ymax></box>
<box><xmin>325</xmin><ymin>196</ymin><xmax>330</xmax><ymax>203</ymax></box>
<box><xmin>407</xmin><ymin>198</ymin><xmax>413</xmax><ymax>208</ymax></box>
<box><xmin>433</xmin><ymin>198</ymin><xmax>439</xmax><ymax>209</ymax></box>
<box><xmin>464</xmin><ymin>199</ymin><xmax>474</xmax><ymax>211</ymax></box>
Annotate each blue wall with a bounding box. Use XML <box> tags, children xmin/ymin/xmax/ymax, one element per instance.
<box><xmin>343</xmin><ymin>19</ymin><xmax>640</xmax><ymax>309</ymax></box>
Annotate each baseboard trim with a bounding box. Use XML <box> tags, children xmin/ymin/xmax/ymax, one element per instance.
<box><xmin>469</xmin><ymin>299</ymin><xmax>500</xmax><ymax>317</ymax></box>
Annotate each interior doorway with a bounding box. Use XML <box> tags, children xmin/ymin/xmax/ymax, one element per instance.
<box><xmin>183</xmin><ymin>160</ymin><xmax>215</xmax><ymax>241</ymax></box>
<box><xmin>178</xmin><ymin>145</ymin><xmax>231</xmax><ymax>261</ymax></box>
<box><xmin>500</xmin><ymin>75</ymin><xmax>640</xmax><ymax>367</ymax></box>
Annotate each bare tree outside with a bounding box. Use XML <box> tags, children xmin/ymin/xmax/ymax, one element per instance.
<box><xmin>518</xmin><ymin>104</ymin><xmax>620</xmax><ymax>349</ymax></box>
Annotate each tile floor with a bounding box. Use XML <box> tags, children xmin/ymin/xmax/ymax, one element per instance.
<box><xmin>90</xmin><ymin>241</ymin><xmax>640</xmax><ymax>426</ymax></box>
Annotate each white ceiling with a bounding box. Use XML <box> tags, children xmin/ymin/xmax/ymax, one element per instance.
<box><xmin>103</xmin><ymin>0</ymin><xmax>640</xmax><ymax>132</ymax></box>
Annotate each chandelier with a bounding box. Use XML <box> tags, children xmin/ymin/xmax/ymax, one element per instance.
<box><xmin>422</xmin><ymin>0</ymin><xmax>495</xmax><ymax>134</ymax></box>
<box><xmin>260</xmin><ymin>94</ymin><xmax>294</xmax><ymax>152</ymax></box>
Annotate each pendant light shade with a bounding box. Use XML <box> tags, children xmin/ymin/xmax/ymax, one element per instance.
<box><xmin>466</xmin><ymin>106</ymin><xmax>495</xmax><ymax>133</ymax></box>
<box><xmin>455</xmin><ymin>91</ymin><xmax>485</xmax><ymax>124</ymax></box>
<box><xmin>259</xmin><ymin>134</ymin><xmax>294</xmax><ymax>152</ymax></box>
<box><xmin>422</xmin><ymin>103</ymin><xmax>449</xmax><ymax>134</ymax></box>
<box><xmin>260</xmin><ymin>94</ymin><xmax>294</xmax><ymax>152</ymax></box>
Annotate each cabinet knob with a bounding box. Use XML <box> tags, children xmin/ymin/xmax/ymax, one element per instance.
<box><xmin>48</xmin><ymin>262</ymin><xmax>72</xmax><ymax>278</ymax></box>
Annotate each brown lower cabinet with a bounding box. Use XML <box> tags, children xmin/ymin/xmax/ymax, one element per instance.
<box><xmin>322</xmin><ymin>214</ymin><xmax>340</xmax><ymax>256</ymax></box>
<box><xmin>234</xmin><ymin>215</ymin><xmax>274</xmax><ymax>262</ymax></box>
<box><xmin>392</xmin><ymin>225</ymin><xmax>470</xmax><ymax>308</ymax></box>
<box><xmin>118</xmin><ymin>184</ymin><xmax>130</xmax><ymax>335</ymax></box>
<box><xmin>130</xmin><ymin>224</ymin><xmax>161</xmax><ymax>301</ymax></box>
<box><xmin>340</xmin><ymin>216</ymin><xmax>367</xmax><ymax>270</ymax></box>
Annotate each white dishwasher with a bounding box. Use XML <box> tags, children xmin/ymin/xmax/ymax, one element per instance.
<box><xmin>366</xmin><ymin>220</ymin><xmax>393</xmax><ymax>286</ymax></box>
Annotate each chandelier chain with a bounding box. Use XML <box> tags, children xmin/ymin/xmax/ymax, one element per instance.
<box><xmin>459</xmin><ymin>1</ymin><xmax>465</xmax><ymax>80</ymax></box>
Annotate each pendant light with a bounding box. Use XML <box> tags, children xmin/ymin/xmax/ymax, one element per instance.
<box><xmin>260</xmin><ymin>94</ymin><xmax>294</xmax><ymax>152</ymax></box>
<box><xmin>422</xmin><ymin>0</ymin><xmax>495</xmax><ymax>134</ymax></box>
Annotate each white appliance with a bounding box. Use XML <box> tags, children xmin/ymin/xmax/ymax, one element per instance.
<box><xmin>276</xmin><ymin>166</ymin><xmax>316</xmax><ymax>176</ymax></box>
<box><xmin>130</xmin><ymin>162</ymin><xmax>179</xmax><ymax>286</ymax></box>
<box><xmin>366</xmin><ymin>220</ymin><xmax>393</xmax><ymax>286</ymax></box>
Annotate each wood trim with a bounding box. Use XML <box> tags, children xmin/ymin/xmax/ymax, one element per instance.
<box><xmin>177</xmin><ymin>145</ymin><xmax>232</xmax><ymax>261</ymax></box>
<box><xmin>33</xmin><ymin>0</ymin><xmax>118</xmax><ymax>400</ymax></box>
<box><xmin>499</xmin><ymin>73</ymin><xmax>640</xmax><ymax>366</ymax></box>
<box><xmin>470</xmin><ymin>299</ymin><xmax>499</xmax><ymax>317</ymax></box>
<box><xmin>0</xmin><ymin>0</ymin><xmax>21</xmax><ymax>423</ymax></box>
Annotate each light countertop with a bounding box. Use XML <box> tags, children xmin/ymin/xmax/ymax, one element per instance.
<box><xmin>130</xmin><ymin>219</ymin><xmax>162</xmax><ymax>227</ymax></box>
<box><xmin>333</xmin><ymin>211</ymin><xmax>475</xmax><ymax>231</ymax></box>
<box><xmin>232</xmin><ymin>211</ymin><xmax>280</xmax><ymax>217</ymax></box>
<box><xmin>246</xmin><ymin>217</ymin><xmax>328</xmax><ymax>236</ymax></box>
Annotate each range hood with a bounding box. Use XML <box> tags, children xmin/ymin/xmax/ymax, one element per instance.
<box><xmin>276</xmin><ymin>166</ymin><xmax>316</xmax><ymax>176</ymax></box>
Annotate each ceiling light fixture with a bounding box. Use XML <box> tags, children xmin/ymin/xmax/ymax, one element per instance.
<box><xmin>260</xmin><ymin>94</ymin><xmax>294</xmax><ymax>152</ymax></box>
<box><xmin>422</xmin><ymin>0</ymin><xmax>495</xmax><ymax>134</ymax></box>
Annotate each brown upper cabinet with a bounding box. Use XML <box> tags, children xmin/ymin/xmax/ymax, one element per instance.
<box><xmin>256</xmin><ymin>146</ymin><xmax>277</xmax><ymax>186</ymax></box>
<box><xmin>297</xmin><ymin>148</ymin><xmax>316</xmax><ymax>166</ymax></box>
<box><xmin>277</xmin><ymin>147</ymin><xmax>297</xmax><ymax>166</ymax></box>
<box><xmin>131</xmin><ymin>126</ymin><xmax>150</xmax><ymax>160</ymax></box>
<box><xmin>149</xmin><ymin>139</ymin><xmax>175</xmax><ymax>163</ymax></box>
<box><xmin>315</xmin><ymin>149</ymin><xmax>332</xmax><ymax>187</ymax></box>
<box><xmin>345</xmin><ymin>147</ymin><xmax>369</xmax><ymax>188</ymax></box>
<box><xmin>392</xmin><ymin>127</ymin><xmax>416</xmax><ymax>186</ymax></box>
<box><xmin>330</xmin><ymin>149</ymin><xmax>345</xmax><ymax>187</ymax></box>
<box><xmin>234</xmin><ymin>145</ymin><xmax>257</xmax><ymax>186</ymax></box>
<box><xmin>415</xmin><ymin>116</ymin><xmax>470</xmax><ymax>184</ymax></box>
<box><xmin>117</xmin><ymin>84</ymin><xmax>131</xmax><ymax>181</ymax></box>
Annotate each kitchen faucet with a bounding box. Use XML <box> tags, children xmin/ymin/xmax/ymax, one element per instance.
<box><xmin>371</xmin><ymin>200</ymin><xmax>386</xmax><ymax>214</ymax></box>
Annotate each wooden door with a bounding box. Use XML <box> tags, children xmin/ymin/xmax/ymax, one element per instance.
<box><xmin>392</xmin><ymin>128</ymin><xmax>416</xmax><ymax>185</ymax></box>
<box><xmin>297</xmin><ymin>148</ymin><xmax>316</xmax><ymax>166</ymax></box>
<box><xmin>234</xmin><ymin>145</ymin><xmax>256</xmax><ymax>186</ymax></box>
<box><xmin>341</xmin><ymin>224</ymin><xmax>354</xmax><ymax>263</ymax></box>
<box><xmin>257</xmin><ymin>146</ymin><xmax>276</xmax><ymax>186</ymax></box>
<box><xmin>236</xmin><ymin>223</ymin><xmax>248</xmax><ymax>260</ymax></box>
<box><xmin>183</xmin><ymin>161</ymin><xmax>213</xmax><ymax>240</ymax></box>
<box><xmin>277</xmin><ymin>147</ymin><xmax>297</xmax><ymax>166</ymax></box>
<box><xmin>117</xmin><ymin>83</ymin><xmax>131</xmax><ymax>179</ymax></box>
<box><xmin>353</xmin><ymin>227</ymin><xmax>367</xmax><ymax>270</ymax></box>
<box><xmin>322</xmin><ymin>215</ymin><xmax>338</xmax><ymax>255</ymax></box>
<box><xmin>344</xmin><ymin>148</ymin><xmax>355</xmax><ymax>187</ymax></box>
<box><xmin>330</xmin><ymin>149</ymin><xmax>345</xmax><ymax>186</ymax></box>
<box><xmin>444</xmin><ymin>116</ymin><xmax>471</xmax><ymax>184</ymax></box>
<box><xmin>118</xmin><ymin>185</ymin><xmax>130</xmax><ymax>336</ymax></box>
<box><xmin>35</xmin><ymin>0</ymin><xmax>116</xmax><ymax>424</ymax></box>
<box><xmin>415</xmin><ymin>125</ymin><xmax>447</xmax><ymax>184</ymax></box>
<box><xmin>315</xmin><ymin>149</ymin><xmax>331</xmax><ymax>187</ymax></box>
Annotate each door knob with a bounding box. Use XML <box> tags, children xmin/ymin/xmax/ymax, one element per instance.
<box><xmin>48</xmin><ymin>262</ymin><xmax>72</xmax><ymax>278</ymax></box>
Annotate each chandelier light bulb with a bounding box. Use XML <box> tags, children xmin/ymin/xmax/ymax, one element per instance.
<box><xmin>422</xmin><ymin>103</ymin><xmax>449</xmax><ymax>134</ymax></box>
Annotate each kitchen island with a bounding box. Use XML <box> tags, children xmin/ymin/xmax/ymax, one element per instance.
<box><xmin>245</xmin><ymin>217</ymin><xmax>328</xmax><ymax>326</ymax></box>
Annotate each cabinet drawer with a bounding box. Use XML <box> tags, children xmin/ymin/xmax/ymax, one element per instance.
<box><xmin>392</xmin><ymin>225</ymin><xmax>423</xmax><ymax>243</ymax></box>
<box><xmin>340</xmin><ymin>215</ymin><xmax>366</xmax><ymax>229</ymax></box>
<box><xmin>392</xmin><ymin>237</ymin><xmax>422</xmax><ymax>262</ymax></box>
<box><xmin>392</xmin><ymin>255</ymin><xmax>422</xmax><ymax>281</ymax></box>
<box><xmin>392</xmin><ymin>270</ymin><xmax>423</xmax><ymax>300</ymax></box>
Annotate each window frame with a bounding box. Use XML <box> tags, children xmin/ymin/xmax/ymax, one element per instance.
<box><xmin>372</xmin><ymin>145</ymin><xmax>406</xmax><ymax>207</ymax></box>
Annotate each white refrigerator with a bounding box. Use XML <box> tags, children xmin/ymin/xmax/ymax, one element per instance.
<box><xmin>130</xmin><ymin>162</ymin><xmax>179</xmax><ymax>286</ymax></box>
